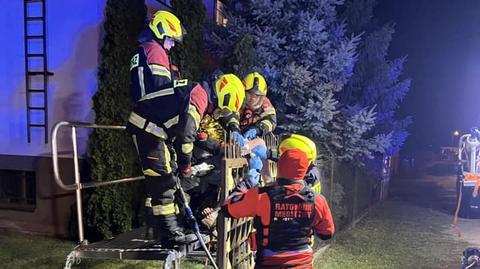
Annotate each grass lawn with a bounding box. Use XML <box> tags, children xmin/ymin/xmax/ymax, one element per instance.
<box><xmin>315</xmin><ymin>199</ymin><xmax>470</xmax><ymax>269</ymax></box>
<box><xmin>0</xmin><ymin>234</ymin><xmax>208</xmax><ymax>269</ymax></box>
<box><xmin>0</xmin><ymin>199</ymin><xmax>472</xmax><ymax>269</ymax></box>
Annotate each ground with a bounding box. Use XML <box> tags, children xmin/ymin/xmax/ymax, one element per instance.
<box><xmin>0</xmin><ymin>233</ymin><xmax>208</xmax><ymax>268</ymax></box>
<box><xmin>1</xmin><ymin>158</ymin><xmax>479</xmax><ymax>268</ymax></box>
<box><xmin>314</xmin><ymin>199</ymin><xmax>469</xmax><ymax>269</ymax></box>
<box><xmin>315</xmin><ymin>158</ymin><xmax>480</xmax><ymax>268</ymax></box>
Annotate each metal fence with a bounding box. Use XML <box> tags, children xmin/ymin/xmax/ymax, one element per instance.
<box><xmin>319</xmin><ymin>156</ymin><xmax>391</xmax><ymax>230</ymax></box>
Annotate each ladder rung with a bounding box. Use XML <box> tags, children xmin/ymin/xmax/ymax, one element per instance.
<box><xmin>27</xmin><ymin>35</ymin><xmax>45</xmax><ymax>39</ymax></box>
<box><xmin>27</xmin><ymin>71</ymin><xmax>53</xmax><ymax>76</ymax></box>
<box><xmin>27</xmin><ymin>89</ymin><xmax>46</xmax><ymax>93</ymax></box>
<box><xmin>28</xmin><ymin>106</ymin><xmax>46</xmax><ymax>110</ymax></box>
<box><xmin>26</xmin><ymin>53</ymin><xmax>45</xmax><ymax>58</ymax></box>
<box><xmin>28</xmin><ymin>71</ymin><xmax>45</xmax><ymax>75</ymax></box>
<box><xmin>26</xmin><ymin>17</ymin><xmax>44</xmax><ymax>21</ymax></box>
<box><xmin>28</xmin><ymin>124</ymin><xmax>46</xmax><ymax>128</ymax></box>
<box><xmin>26</xmin><ymin>35</ymin><xmax>44</xmax><ymax>39</ymax></box>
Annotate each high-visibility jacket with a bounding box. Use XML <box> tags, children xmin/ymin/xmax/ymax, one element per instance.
<box><xmin>126</xmin><ymin>79</ymin><xmax>210</xmax><ymax>168</ymax></box>
<box><xmin>130</xmin><ymin>39</ymin><xmax>172</xmax><ymax>103</ymax></box>
<box><xmin>239</xmin><ymin>97</ymin><xmax>277</xmax><ymax>135</ymax></box>
<box><xmin>223</xmin><ymin>179</ymin><xmax>335</xmax><ymax>269</ymax></box>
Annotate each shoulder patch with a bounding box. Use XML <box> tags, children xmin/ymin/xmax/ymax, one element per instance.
<box><xmin>130</xmin><ymin>53</ymin><xmax>139</xmax><ymax>70</ymax></box>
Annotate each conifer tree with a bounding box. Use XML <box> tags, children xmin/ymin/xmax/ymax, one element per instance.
<box><xmin>211</xmin><ymin>0</ymin><xmax>385</xmax><ymax>160</ymax></box>
<box><xmin>342</xmin><ymin>0</ymin><xmax>411</xmax><ymax>156</ymax></box>
<box><xmin>171</xmin><ymin>0</ymin><xmax>207</xmax><ymax>81</ymax></box>
<box><xmin>85</xmin><ymin>0</ymin><xmax>145</xmax><ymax>239</ymax></box>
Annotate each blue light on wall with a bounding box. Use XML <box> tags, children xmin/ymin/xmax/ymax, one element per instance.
<box><xmin>0</xmin><ymin>0</ymin><xmax>106</xmax><ymax>157</ymax></box>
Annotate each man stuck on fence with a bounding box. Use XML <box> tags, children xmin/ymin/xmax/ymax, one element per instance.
<box><xmin>222</xmin><ymin>142</ymin><xmax>335</xmax><ymax>268</ymax></box>
<box><xmin>239</xmin><ymin>72</ymin><xmax>277</xmax><ymax>140</ymax></box>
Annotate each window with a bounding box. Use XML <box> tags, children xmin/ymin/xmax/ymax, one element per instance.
<box><xmin>0</xmin><ymin>170</ymin><xmax>36</xmax><ymax>211</ymax></box>
<box><xmin>215</xmin><ymin>0</ymin><xmax>228</xmax><ymax>26</ymax></box>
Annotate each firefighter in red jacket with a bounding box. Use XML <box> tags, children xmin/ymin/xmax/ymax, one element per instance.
<box><xmin>222</xmin><ymin>136</ymin><xmax>335</xmax><ymax>269</ymax></box>
<box><xmin>239</xmin><ymin>72</ymin><xmax>277</xmax><ymax>140</ymax></box>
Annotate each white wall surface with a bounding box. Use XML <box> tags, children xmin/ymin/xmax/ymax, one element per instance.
<box><xmin>0</xmin><ymin>0</ymin><xmax>106</xmax><ymax>158</ymax></box>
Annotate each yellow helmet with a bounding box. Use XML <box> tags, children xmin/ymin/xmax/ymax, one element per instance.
<box><xmin>279</xmin><ymin>134</ymin><xmax>317</xmax><ymax>164</ymax></box>
<box><xmin>149</xmin><ymin>10</ymin><xmax>185</xmax><ymax>42</ymax></box>
<box><xmin>215</xmin><ymin>74</ymin><xmax>245</xmax><ymax>112</ymax></box>
<box><xmin>243</xmin><ymin>72</ymin><xmax>267</xmax><ymax>96</ymax></box>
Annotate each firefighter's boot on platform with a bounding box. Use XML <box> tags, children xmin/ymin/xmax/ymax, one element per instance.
<box><xmin>158</xmin><ymin>214</ymin><xmax>196</xmax><ymax>248</ymax></box>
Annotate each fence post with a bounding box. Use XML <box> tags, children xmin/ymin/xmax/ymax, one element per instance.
<box><xmin>352</xmin><ymin>166</ymin><xmax>358</xmax><ymax>227</ymax></box>
<box><xmin>329</xmin><ymin>158</ymin><xmax>335</xmax><ymax>204</ymax></box>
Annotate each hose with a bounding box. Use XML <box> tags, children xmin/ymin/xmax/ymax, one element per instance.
<box><xmin>176</xmin><ymin>180</ymin><xmax>219</xmax><ymax>269</ymax></box>
<box><xmin>465</xmin><ymin>260</ymin><xmax>479</xmax><ymax>269</ymax></box>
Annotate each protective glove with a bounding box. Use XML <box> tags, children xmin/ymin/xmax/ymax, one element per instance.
<box><xmin>245</xmin><ymin>168</ymin><xmax>261</xmax><ymax>187</ymax></box>
<box><xmin>248</xmin><ymin>154</ymin><xmax>263</xmax><ymax>172</ymax></box>
<box><xmin>251</xmin><ymin>145</ymin><xmax>267</xmax><ymax>160</ymax></box>
<box><xmin>232</xmin><ymin>131</ymin><xmax>246</xmax><ymax>147</ymax></box>
<box><xmin>191</xmin><ymin>162</ymin><xmax>215</xmax><ymax>177</ymax></box>
<box><xmin>244</xmin><ymin>128</ymin><xmax>258</xmax><ymax>140</ymax></box>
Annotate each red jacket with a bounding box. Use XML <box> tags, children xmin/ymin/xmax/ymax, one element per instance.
<box><xmin>223</xmin><ymin>180</ymin><xmax>335</xmax><ymax>269</ymax></box>
<box><xmin>130</xmin><ymin>40</ymin><xmax>173</xmax><ymax>102</ymax></box>
<box><xmin>239</xmin><ymin>97</ymin><xmax>277</xmax><ymax>135</ymax></box>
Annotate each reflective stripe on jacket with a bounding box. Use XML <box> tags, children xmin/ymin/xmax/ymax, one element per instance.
<box><xmin>130</xmin><ymin>40</ymin><xmax>172</xmax><ymax>102</ymax></box>
<box><xmin>127</xmin><ymin>80</ymin><xmax>209</xmax><ymax>168</ymax></box>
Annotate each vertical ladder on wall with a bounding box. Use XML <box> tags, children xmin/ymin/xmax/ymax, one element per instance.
<box><xmin>23</xmin><ymin>0</ymin><xmax>53</xmax><ymax>143</ymax></box>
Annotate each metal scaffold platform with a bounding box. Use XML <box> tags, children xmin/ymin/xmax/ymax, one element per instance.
<box><xmin>52</xmin><ymin>121</ymin><xmax>278</xmax><ymax>269</ymax></box>
<box><xmin>65</xmin><ymin>227</ymin><xmax>209</xmax><ymax>269</ymax></box>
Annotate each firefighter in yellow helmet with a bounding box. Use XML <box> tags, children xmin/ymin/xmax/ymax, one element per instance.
<box><xmin>130</xmin><ymin>10</ymin><xmax>186</xmax><ymax>102</ymax></box>
<box><xmin>279</xmin><ymin>134</ymin><xmax>322</xmax><ymax>194</ymax></box>
<box><xmin>239</xmin><ymin>72</ymin><xmax>277</xmax><ymax>140</ymax></box>
<box><xmin>126</xmin><ymin>71</ymin><xmax>245</xmax><ymax>247</ymax></box>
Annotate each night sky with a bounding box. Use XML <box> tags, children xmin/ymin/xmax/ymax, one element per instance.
<box><xmin>376</xmin><ymin>0</ymin><xmax>480</xmax><ymax>153</ymax></box>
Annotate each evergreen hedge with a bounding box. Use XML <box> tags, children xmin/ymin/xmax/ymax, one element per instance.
<box><xmin>171</xmin><ymin>0</ymin><xmax>207</xmax><ymax>81</ymax></box>
<box><xmin>84</xmin><ymin>0</ymin><xmax>146</xmax><ymax>240</ymax></box>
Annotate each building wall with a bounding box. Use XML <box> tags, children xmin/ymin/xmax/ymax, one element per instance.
<box><xmin>0</xmin><ymin>0</ymin><xmax>218</xmax><ymax>159</ymax></box>
<box><xmin>0</xmin><ymin>0</ymin><xmax>218</xmax><ymax>237</ymax></box>
<box><xmin>0</xmin><ymin>155</ymin><xmax>78</xmax><ymax>237</ymax></box>
<box><xmin>0</xmin><ymin>0</ymin><xmax>105</xmax><ymax>237</ymax></box>
<box><xmin>0</xmin><ymin>0</ymin><xmax>106</xmax><ymax>158</ymax></box>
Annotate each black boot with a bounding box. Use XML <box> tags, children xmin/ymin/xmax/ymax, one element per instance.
<box><xmin>158</xmin><ymin>214</ymin><xmax>196</xmax><ymax>248</ymax></box>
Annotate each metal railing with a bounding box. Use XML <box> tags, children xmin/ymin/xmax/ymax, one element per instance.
<box><xmin>51</xmin><ymin>121</ymin><xmax>145</xmax><ymax>244</ymax></box>
<box><xmin>52</xmin><ymin>121</ymin><xmax>280</xmax><ymax>268</ymax></box>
